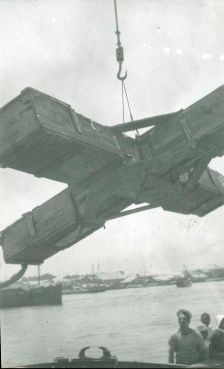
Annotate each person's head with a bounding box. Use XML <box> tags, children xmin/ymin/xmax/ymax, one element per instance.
<box><xmin>197</xmin><ymin>324</ymin><xmax>208</xmax><ymax>341</ymax></box>
<box><xmin>177</xmin><ymin>309</ymin><xmax>192</xmax><ymax>332</ymax></box>
<box><xmin>216</xmin><ymin>314</ymin><xmax>224</xmax><ymax>330</ymax></box>
<box><xmin>200</xmin><ymin>312</ymin><xmax>211</xmax><ymax>327</ymax></box>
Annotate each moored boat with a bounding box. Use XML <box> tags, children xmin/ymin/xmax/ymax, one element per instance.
<box><xmin>175</xmin><ymin>267</ymin><xmax>192</xmax><ymax>288</ymax></box>
<box><xmin>175</xmin><ymin>278</ymin><xmax>192</xmax><ymax>288</ymax></box>
<box><xmin>0</xmin><ymin>284</ymin><xmax>62</xmax><ymax>308</ymax></box>
<box><xmin>62</xmin><ymin>285</ymin><xmax>107</xmax><ymax>295</ymax></box>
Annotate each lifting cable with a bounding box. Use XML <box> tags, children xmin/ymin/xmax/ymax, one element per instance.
<box><xmin>113</xmin><ymin>0</ymin><xmax>137</xmax><ymax>133</ymax></box>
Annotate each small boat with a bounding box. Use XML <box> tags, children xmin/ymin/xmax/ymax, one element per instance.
<box><xmin>175</xmin><ymin>267</ymin><xmax>192</xmax><ymax>288</ymax></box>
<box><xmin>86</xmin><ymin>285</ymin><xmax>107</xmax><ymax>293</ymax></box>
<box><xmin>62</xmin><ymin>285</ymin><xmax>107</xmax><ymax>295</ymax></box>
<box><xmin>175</xmin><ymin>277</ymin><xmax>192</xmax><ymax>288</ymax></box>
<box><xmin>0</xmin><ymin>284</ymin><xmax>62</xmax><ymax>308</ymax></box>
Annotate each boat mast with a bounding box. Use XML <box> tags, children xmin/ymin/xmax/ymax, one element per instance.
<box><xmin>37</xmin><ymin>265</ymin><xmax>41</xmax><ymax>286</ymax></box>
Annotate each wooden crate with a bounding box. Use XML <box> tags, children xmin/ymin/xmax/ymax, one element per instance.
<box><xmin>0</xmin><ymin>88</ymin><xmax>138</xmax><ymax>185</ymax></box>
<box><xmin>160</xmin><ymin>168</ymin><xmax>224</xmax><ymax>216</ymax></box>
<box><xmin>140</xmin><ymin>85</ymin><xmax>224</xmax><ymax>174</ymax></box>
<box><xmin>1</xmin><ymin>188</ymin><xmax>103</xmax><ymax>265</ymax></box>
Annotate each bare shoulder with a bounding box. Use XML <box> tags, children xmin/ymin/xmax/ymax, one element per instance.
<box><xmin>191</xmin><ymin>328</ymin><xmax>202</xmax><ymax>336</ymax></box>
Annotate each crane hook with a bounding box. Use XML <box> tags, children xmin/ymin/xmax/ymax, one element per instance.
<box><xmin>114</xmin><ymin>0</ymin><xmax>127</xmax><ymax>81</ymax></box>
<box><xmin>117</xmin><ymin>62</ymin><xmax>127</xmax><ymax>81</ymax></box>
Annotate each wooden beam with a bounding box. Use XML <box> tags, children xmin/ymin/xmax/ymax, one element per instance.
<box><xmin>111</xmin><ymin>111</ymin><xmax>180</xmax><ymax>134</ymax></box>
<box><xmin>106</xmin><ymin>204</ymin><xmax>156</xmax><ymax>220</ymax></box>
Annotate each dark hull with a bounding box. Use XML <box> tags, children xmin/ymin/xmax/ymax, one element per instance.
<box><xmin>63</xmin><ymin>286</ymin><xmax>107</xmax><ymax>295</ymax></box>
<box><xmin>175</xmin><ymin>279</ymin><xmax>192</xmax><ymax>288</ymax></box>
<box><xmin>19</xmin><ymin>358</ymin><xmax>187</xmax><ymax>368</ymax></box>
<box><xmin>0</xmin><ymin>284</ymin><xmax>62</xmax><ymax>308</ymax></box>
<box><xmin>19</xmin><ymin>358</ymin><xmax>224</xmax><ymax>368</ymax></box>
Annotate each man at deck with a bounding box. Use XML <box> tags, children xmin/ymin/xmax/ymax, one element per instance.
<box><xmin>209</xmin><ymin>314</ymin><xmax>224</xmax><ymax>359</ymax></box>
<box><xmin>200</xmin><ymin>312</ymin><xmax>213</xmax><ymax>341</ymax></box>
<box><xmin>168</xmin><ymin>309</ymin><xmax>207</xmax><ymax>365</ymax></box>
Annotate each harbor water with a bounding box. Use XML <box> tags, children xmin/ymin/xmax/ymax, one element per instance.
<box><xmin>1</xmin><ymin>280</ymin><xmax>224</xmax><ymax>368</ymax></box>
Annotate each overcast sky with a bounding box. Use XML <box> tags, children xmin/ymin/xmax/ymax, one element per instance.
<box><xmin>0</xmin><ymin>0</ymin><xmax>224</xmax><ymax>279</ymax></box>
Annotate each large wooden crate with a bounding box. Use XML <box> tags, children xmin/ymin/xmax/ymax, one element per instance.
<box><xmin>0</xmin><ymin>188</ymin><xmax>103</xmax><ymax>265</ymax></box>
<box><xmin>0</xmin><ymin>88</ymin><xmax>138</xmax><ymax>185</ymax></box>
<box><xmin>159</xmin><ymin>168</ymin><xmax>224</xmax><ymax>217</ymax></box>
<box><xmin>140</xmin><ymin>84</ymin><xmax>224</xmax><ymax>174</ymax></box>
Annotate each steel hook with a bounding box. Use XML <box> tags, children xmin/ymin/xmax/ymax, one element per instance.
<box><xmin>117</xmin><ymin>62</ymin><xmax>127</xmax><ymax>81</ymax></box>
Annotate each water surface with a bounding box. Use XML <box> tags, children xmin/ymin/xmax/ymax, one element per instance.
<box><xmin>1</xmin><ymin>281</ymin><xmax>224</xmax><ymax>367</ymax></box>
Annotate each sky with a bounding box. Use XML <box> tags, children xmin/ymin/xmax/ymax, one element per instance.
<box><xmin>0</xmin><ymin>0</ymin><xmax>224</xmax><ymax>279</ymax></box>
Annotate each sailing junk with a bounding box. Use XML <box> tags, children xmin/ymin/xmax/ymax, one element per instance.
<box><xmin>0</xmin><ymin>86</ymin><xmax>224</xmax><ymax>265</ymax></box>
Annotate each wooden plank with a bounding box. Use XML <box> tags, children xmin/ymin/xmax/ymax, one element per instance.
<box><xmin>111</xmin><ymin>111</ymin><xmax>179</xmax><ymax>133</ymax></box>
